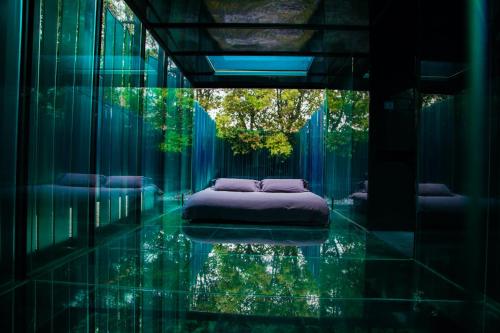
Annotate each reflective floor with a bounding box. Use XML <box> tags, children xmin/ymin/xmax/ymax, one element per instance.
<box><xmin>1</xmin><ymin>210</ymin><xmax>499</xmax><ymax>332</ymax></box>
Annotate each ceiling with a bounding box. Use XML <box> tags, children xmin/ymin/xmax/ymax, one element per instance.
<box><xmin>124</xmin><ymin>0</ymin><xmax>370</xmax><ymax>89</ymax></box>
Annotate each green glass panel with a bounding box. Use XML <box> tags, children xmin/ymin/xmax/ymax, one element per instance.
<box><xmin>27</xmin><ymin>0</ymin><xmax>97</xmax><ymax>270</ymax></box>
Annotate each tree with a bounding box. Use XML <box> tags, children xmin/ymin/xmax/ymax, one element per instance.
<box><xmin>195</xmin><ymin>88</ymin><xmax>223</xmax><ymax>115</ymax></box>
<box><xmin>104</xmin><ymin>0</ymin><xmax>136</xmax><ymax>23</ymax></box>
<box><xmin>325</xmin><ymin>90</ymin><xmax>369</xmax><ymax>157</ymax></box>
<box><xmin>264</xmin><ymin>132</ymin><xmax>293</xmax><ymax>157</ymax></box>
<box><xmin>264</xmin><ymin>89</ymin><xmax>323</xmax><ymax>133</ymax></box>
<box><xmin>215</xmin><ymin>88</ymin><xmax>323</xmax><ymax>157</ymax></box>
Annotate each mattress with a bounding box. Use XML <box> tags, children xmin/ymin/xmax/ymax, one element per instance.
<box><xmin>182</xmin><ymin>188</ymin><xmax>330</xmax><ymax>225</ymax></box>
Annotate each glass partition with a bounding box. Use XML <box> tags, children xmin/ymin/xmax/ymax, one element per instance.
<box><xmin>414</xmin><ymin>0</ymin><xmax>500</xmax><ymax>316</ymax></box>
<box><xmin>192</xmin><ymin>103</ymin><xmax>217</xmax><ymax>192</ymax></box>
<box><xmin>23</xmin><ymin>0</ymin><xmax>197</xmax><ymax>270</ymax></box>
<box><xmin>96</xmin><ymin>1</ymin><xmax>143</xmax><ymax>232</ymax></box>
<box><xmin>195</xmin><ymin>88</ymin><xmax>323</xmax><ymax>181</ymax></box>
<box><xmin>161</xmin><ymin>59</ymin><xmax>194</xmax><ymax>204</ymax></box>
<box><xmin>324</xmin><ymin>90</ymin><xmax>369</xmax><ymax>225</ymax></box>
<box><xmin>142</xmin><ymin>31</ymin><xmax>167</xmax><ymax>215</ymax></box>
<box><xmin>26</xmin><ymin>0</ymin><xmax>98</xmax><ymax>270</ymax></box>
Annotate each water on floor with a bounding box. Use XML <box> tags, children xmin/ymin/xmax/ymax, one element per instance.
<box><xmin>0</xmin><ymin>210</ymin><xmax>498</xmax><ymax>332</ymax></box>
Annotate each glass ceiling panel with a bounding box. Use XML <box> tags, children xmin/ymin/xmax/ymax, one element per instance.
<box><xmin>207</xmin><ymin>55</ymin><xmax>314</xmax><ymax>76</ymax></box>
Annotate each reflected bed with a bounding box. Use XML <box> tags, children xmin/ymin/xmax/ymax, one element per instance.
<box><xmin>182</xmin><ymin>224</ymin><xmax>329</xmax><ymax>245</ymax></box>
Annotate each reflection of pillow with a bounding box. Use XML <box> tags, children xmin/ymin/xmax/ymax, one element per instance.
<box><xmin>261</xmin><ymin>179</ymin><xmax>307</xmax><ymax>193</ymax></box>
<box><xmin>57</xmin><ymin>173</ymin><xmax>105</xmax><ymax>187</ymax></box>
<box><xmin>106</xmin><ymin>176</ymin><xmax>152</xmax><ymax>188</ymax></box>
<box><xmin>214</xmin><ymin>178</ymin><xmax>260</xmax><ymax>192</ymax></box>
<box><xmin>418</xmin><ymin>183</ymin><xmax>452</xmax><ymax>196</ymax></box>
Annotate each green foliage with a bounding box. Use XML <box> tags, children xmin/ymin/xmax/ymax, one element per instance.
<box><xmin>101</xmin><ymin>1</ymin><xmax>194</xmax><ymax>156</ymax></box>
<box><xmin>159</xmin><ymin>131</ymin><xmax>190</xmax><ymax>153</ymax></box>
<box><xmin>104</xmin><ymin>0</ymin><xmax>135</xmax><ymax>22</ymax></box>
<box><xmin>215</xmin><ymin>88</ymin><xmax>323</xmax><ymax>158</ymax></box>
<box><xmin>157</xmin><ymin>88</ymin><xmax>193</xmax><ymax>153</ymax></box>
<box><xmin>325</xmin><ymin>90</ymin><xmax>369</xmax><ymax>157</ymax></box>
<box><xmin>195</xmin><ymin>88</ymin><xmax>222</xmax><ymax>114</ymax></box>
<box><xmin>215</xmin><ymin>127</ymin><xmax>263</xmax><ymax>155</ymax></box>
<box><xmin>265</xmin><ymin>132</ymin><xmax>293</xmax><ymax>157</ymax></box>
<box><xmin>100</xmin><ymin>85</ymin><xmax>194</xmax><ymax>154</ymax></box>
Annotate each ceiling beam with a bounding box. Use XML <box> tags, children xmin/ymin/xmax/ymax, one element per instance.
<box><xmin>171</xmin><ymin>51</ymin><xmax>369</xmax><ymax>57</ymax></box>
<box><xmin>149</xmin><ymin>22</ymin><xmax>369</xmax><ymax>31</ymax></box>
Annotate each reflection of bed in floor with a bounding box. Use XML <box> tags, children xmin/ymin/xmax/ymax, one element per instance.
<box><xmin>350</xmin><ymin>182</ymin><xmax>468</xmax><ymax>228</ymax></box>
<box><xmin>182</xmin><ymin>224</ymin><xmax>329</xmax><ymax>245</ymax></box>
<box><xmin>182</xmin><ymin>178</ymin><xmax>330</xmax><ymax>226</ymax></box>
<box><xmin>183</xmin><ymin>224</ymin><xmax>327</xmax><ymax>286</ymax></box>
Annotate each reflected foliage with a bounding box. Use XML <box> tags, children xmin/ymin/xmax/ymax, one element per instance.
<box><xmin>158</xmin><ymin>88</ymin><xmax>194</xmax><ymax>153</ymax></box>
<box><xmin>190</xmin><ymin>244</ymin><xmax>320</xmax><ymax>316</ymax></box>
<box><xmin>104</xmin><ymin>87</ymin><xmax>194</xmax><ymax>154</ymax></box>
<box><xmin>325</xmin><ymin>90</ymin><xmax>369</xmax><ymax>157</ymax></box>
<box><xmin>421</xmin><ymin>94</ymin><xmax>449</xmax><ymax>108</ymax></box>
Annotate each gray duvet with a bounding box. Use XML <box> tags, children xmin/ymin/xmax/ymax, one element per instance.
<box><xmin>182</xmin><ymin>188</ymin><xmax>330</xmax><ymax>225</ymax></box>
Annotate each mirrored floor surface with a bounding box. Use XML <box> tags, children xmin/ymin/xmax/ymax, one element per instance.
<box><xmin>1</xmin><ymin>210</ymin><xmax>498</xmax><ymax>332</ymax></box>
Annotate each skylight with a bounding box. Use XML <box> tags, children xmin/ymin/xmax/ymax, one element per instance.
<box><xmin>207</xmin><ymin>56</ymin><xmax>314</xmax><ymax>77</ymax></box>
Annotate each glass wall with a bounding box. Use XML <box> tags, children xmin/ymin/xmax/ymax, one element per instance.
<box><xmin>215</xmin><ymin>139</ymin><xmax>302</xmax><ymax>180</ymax></box>
<box><xmin>487</xmin><ymin>0</ymin><xmax>500</xmax><ymax>310</ymax></box>
<box><xmin>0</xmin><ymin>0</ymin><xmax>23</xmax><ymax>284</ymax></box>
<box><xmin>299</xmin><ymin>105</ymin><xmax>325</xmax><ymax>195</ymax></box>
<box><xmin>96</xmin><ymin>2</ymin><xmax>143</xmax><ymax>231</ymax></box>
<box><xmin>324</xmin><ymin>90</ymin><xmax>369</xmax><ymax>224</ymax></box>
<box><xmin>19</xmin><ymin>0</ymin><xmax>197</xmax><ymax>272</ymax></box>
<box><xmin>192</xmin><ymin>103</ymin><xmax>217</xmax><ymax>192</ymax></box>
<box><xmin>26</xmin><ymin>0</ymin><xmax>98</xmax><ymax>270</ymax></box>
<box><xmin>297</xmin><ymin>89</ymin><xmax>370</xmax><ymax>224</ymax></box>
<box><xmin>414</xmin><ymin>0</ymin><xmax>500</xmax><ymax>322</ymax></box>
<box><xmin>416</xmin><ymin>92</ymin><xmax>469</xmax><ymax>284</ymax></box>
<box><xmin>142</xmin><ymin>32</ymin><xmax>167</xmax><ymax>213</ymax></box>
<box><xmin>163</xmin><ymin>60</ymin><xmax>194</xmax><ymax>200</ymax></box>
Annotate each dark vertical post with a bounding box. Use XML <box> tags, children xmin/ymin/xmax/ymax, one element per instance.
<box><xmin>134</xmin><ymin>23</ymin><xmax>146</xmax><ymax>224</ymax></box>
<box><xmin>485</xmin><ymin>0</ymin><xmax>500</xmax><ymax>316</ymax></box>
<box><xmin>87</xmin><ymin>0</ymin><xmax>104</xmax><ymax>331</ymax></box>
<box><xmin>159</xmin><ymin>50</ymin><xmax>168</xmax><ymax>194</ymax></box>
<box><xmin>14</xmin><ymin>0</ymin><xmax>36</xmax><ymax>280</ymax></box>
<box><xmin>134</xmin><ymin>22</ymin><xmax>146</xmax><ymax>331</ymax></box>
<box><xmin>367</xmin><ymin>0</ymin><xmax>419</xmax><ymax>231</ymax></box>
<box><xmin>88</xmin><ymin>0</ymin><xmax>104</xmax><ymax>249</ymax></box>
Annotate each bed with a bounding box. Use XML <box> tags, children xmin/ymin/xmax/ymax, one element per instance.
<box><xmin>182</xmin><ymin>178</ymin><xmax>330</xmax><ymax>226</ymax></box>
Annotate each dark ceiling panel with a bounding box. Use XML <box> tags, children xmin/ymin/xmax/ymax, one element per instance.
<box><xmin>124</xmin><ymin>0</ymin><xmax>472</xmax><ymax>89</ymax></box>
<box><xmin>125</xmin><ymin>0</ymin><xmax>370</xmax><ymax>88</ymax></box>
